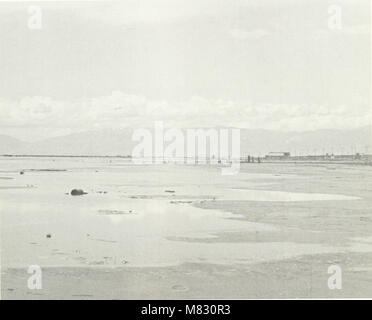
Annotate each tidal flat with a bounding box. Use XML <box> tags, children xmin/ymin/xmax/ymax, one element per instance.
<box><xmin>1</xmin><ymin>157</ymin><xmax>372</xmax><ymax>299</ymax></box>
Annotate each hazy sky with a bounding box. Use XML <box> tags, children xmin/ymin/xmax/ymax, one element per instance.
<box><xmin>0</xmin><ymin>0</ymin><xmax>370</xmax><ymax>141</ymax></box>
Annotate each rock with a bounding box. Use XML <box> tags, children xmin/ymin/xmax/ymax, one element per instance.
<box><xmin>46</xmin><ymin>234</ymin><xmax>52</xmax><ymax>238</ymax></box>
<box><xmin>20</xmin><ymin>171</ymin><xmax>24</xmax><ymax>175</ymax></box>
<box><xmin>70</xmin><ymin>189</ymin><xmax>87</xmax><ymax>196</ymax></box>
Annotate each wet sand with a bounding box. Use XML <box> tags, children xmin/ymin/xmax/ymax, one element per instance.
<box><xmin>3</xmin><ymin>252</ymin><xmax>372</xmax><ymax>299</ymax></box>
<box><xmin>1</xmin><ymin>157</ymin><xmax>372</xmax><ymax>299</ymax></box>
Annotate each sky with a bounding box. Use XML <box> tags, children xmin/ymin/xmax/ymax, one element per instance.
<box><xmin>0</xmin><ymin>0</ymin><xmax>370</xmax><ymax>141</ymax></box>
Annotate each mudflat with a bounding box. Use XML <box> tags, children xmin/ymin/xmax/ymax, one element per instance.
<box><xmin>1</xmin><ymin>157</ymin><xmax>372</xmax><ymax>299</ymax></box>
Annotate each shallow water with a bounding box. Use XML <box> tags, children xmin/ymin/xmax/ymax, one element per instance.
<box><xmin>0</xmin><ymin>157</ymin><xmax>367</xmax><ymax>268</ymax></box>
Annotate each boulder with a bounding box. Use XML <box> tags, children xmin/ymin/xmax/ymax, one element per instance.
<box><xmin>70</xmin><ymin>189</ymin><xmax>87</xmax><ymax>196</ymax></box>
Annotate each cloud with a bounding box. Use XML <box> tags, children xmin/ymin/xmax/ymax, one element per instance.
<box><xmin>0</xmin><ymin>92</ymin><xmax>370</xmax><ymax>141</ymax></box>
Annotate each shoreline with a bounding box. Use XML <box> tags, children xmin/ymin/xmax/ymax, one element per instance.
<box><xmin>1</xmin><ymin>154</ymin><xmax>371</xmax><ymax>166</ymax></box>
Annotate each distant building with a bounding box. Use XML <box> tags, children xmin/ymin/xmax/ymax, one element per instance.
<box><xmin>265</xmin><ymin>152</ymin><xmax>290</xmax><ymax>160</ymax></box>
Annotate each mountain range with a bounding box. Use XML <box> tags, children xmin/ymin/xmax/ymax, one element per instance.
<box><xmin>0</xmin><ymin>126</ymin><xmax>371</xmax><ymax>157</ymax></box>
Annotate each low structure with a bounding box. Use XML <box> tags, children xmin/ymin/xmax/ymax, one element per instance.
<box><xmin>265</xmin><ymin>152</ymin><xmax>290</xmax><ymax>160</ymax></box>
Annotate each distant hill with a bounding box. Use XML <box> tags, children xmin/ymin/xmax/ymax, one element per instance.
<box><xmin>0</xmin><ymin>135</ymin><xmax>30</xmax><ymax>155</ymax></box>
<box><xmin>0</xmin><ymin>126</ymin><xmax>371</xmax><ymax>156</ymax></box>
<box><xmin>240</xmin><ymin>126</ymin><xmax>372</xmax><ymax>156</ymax></box>
<box><xmin>0</xmin><ymin>129</ymin><xmax>134</xmax><ymax>156</ymax></box>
